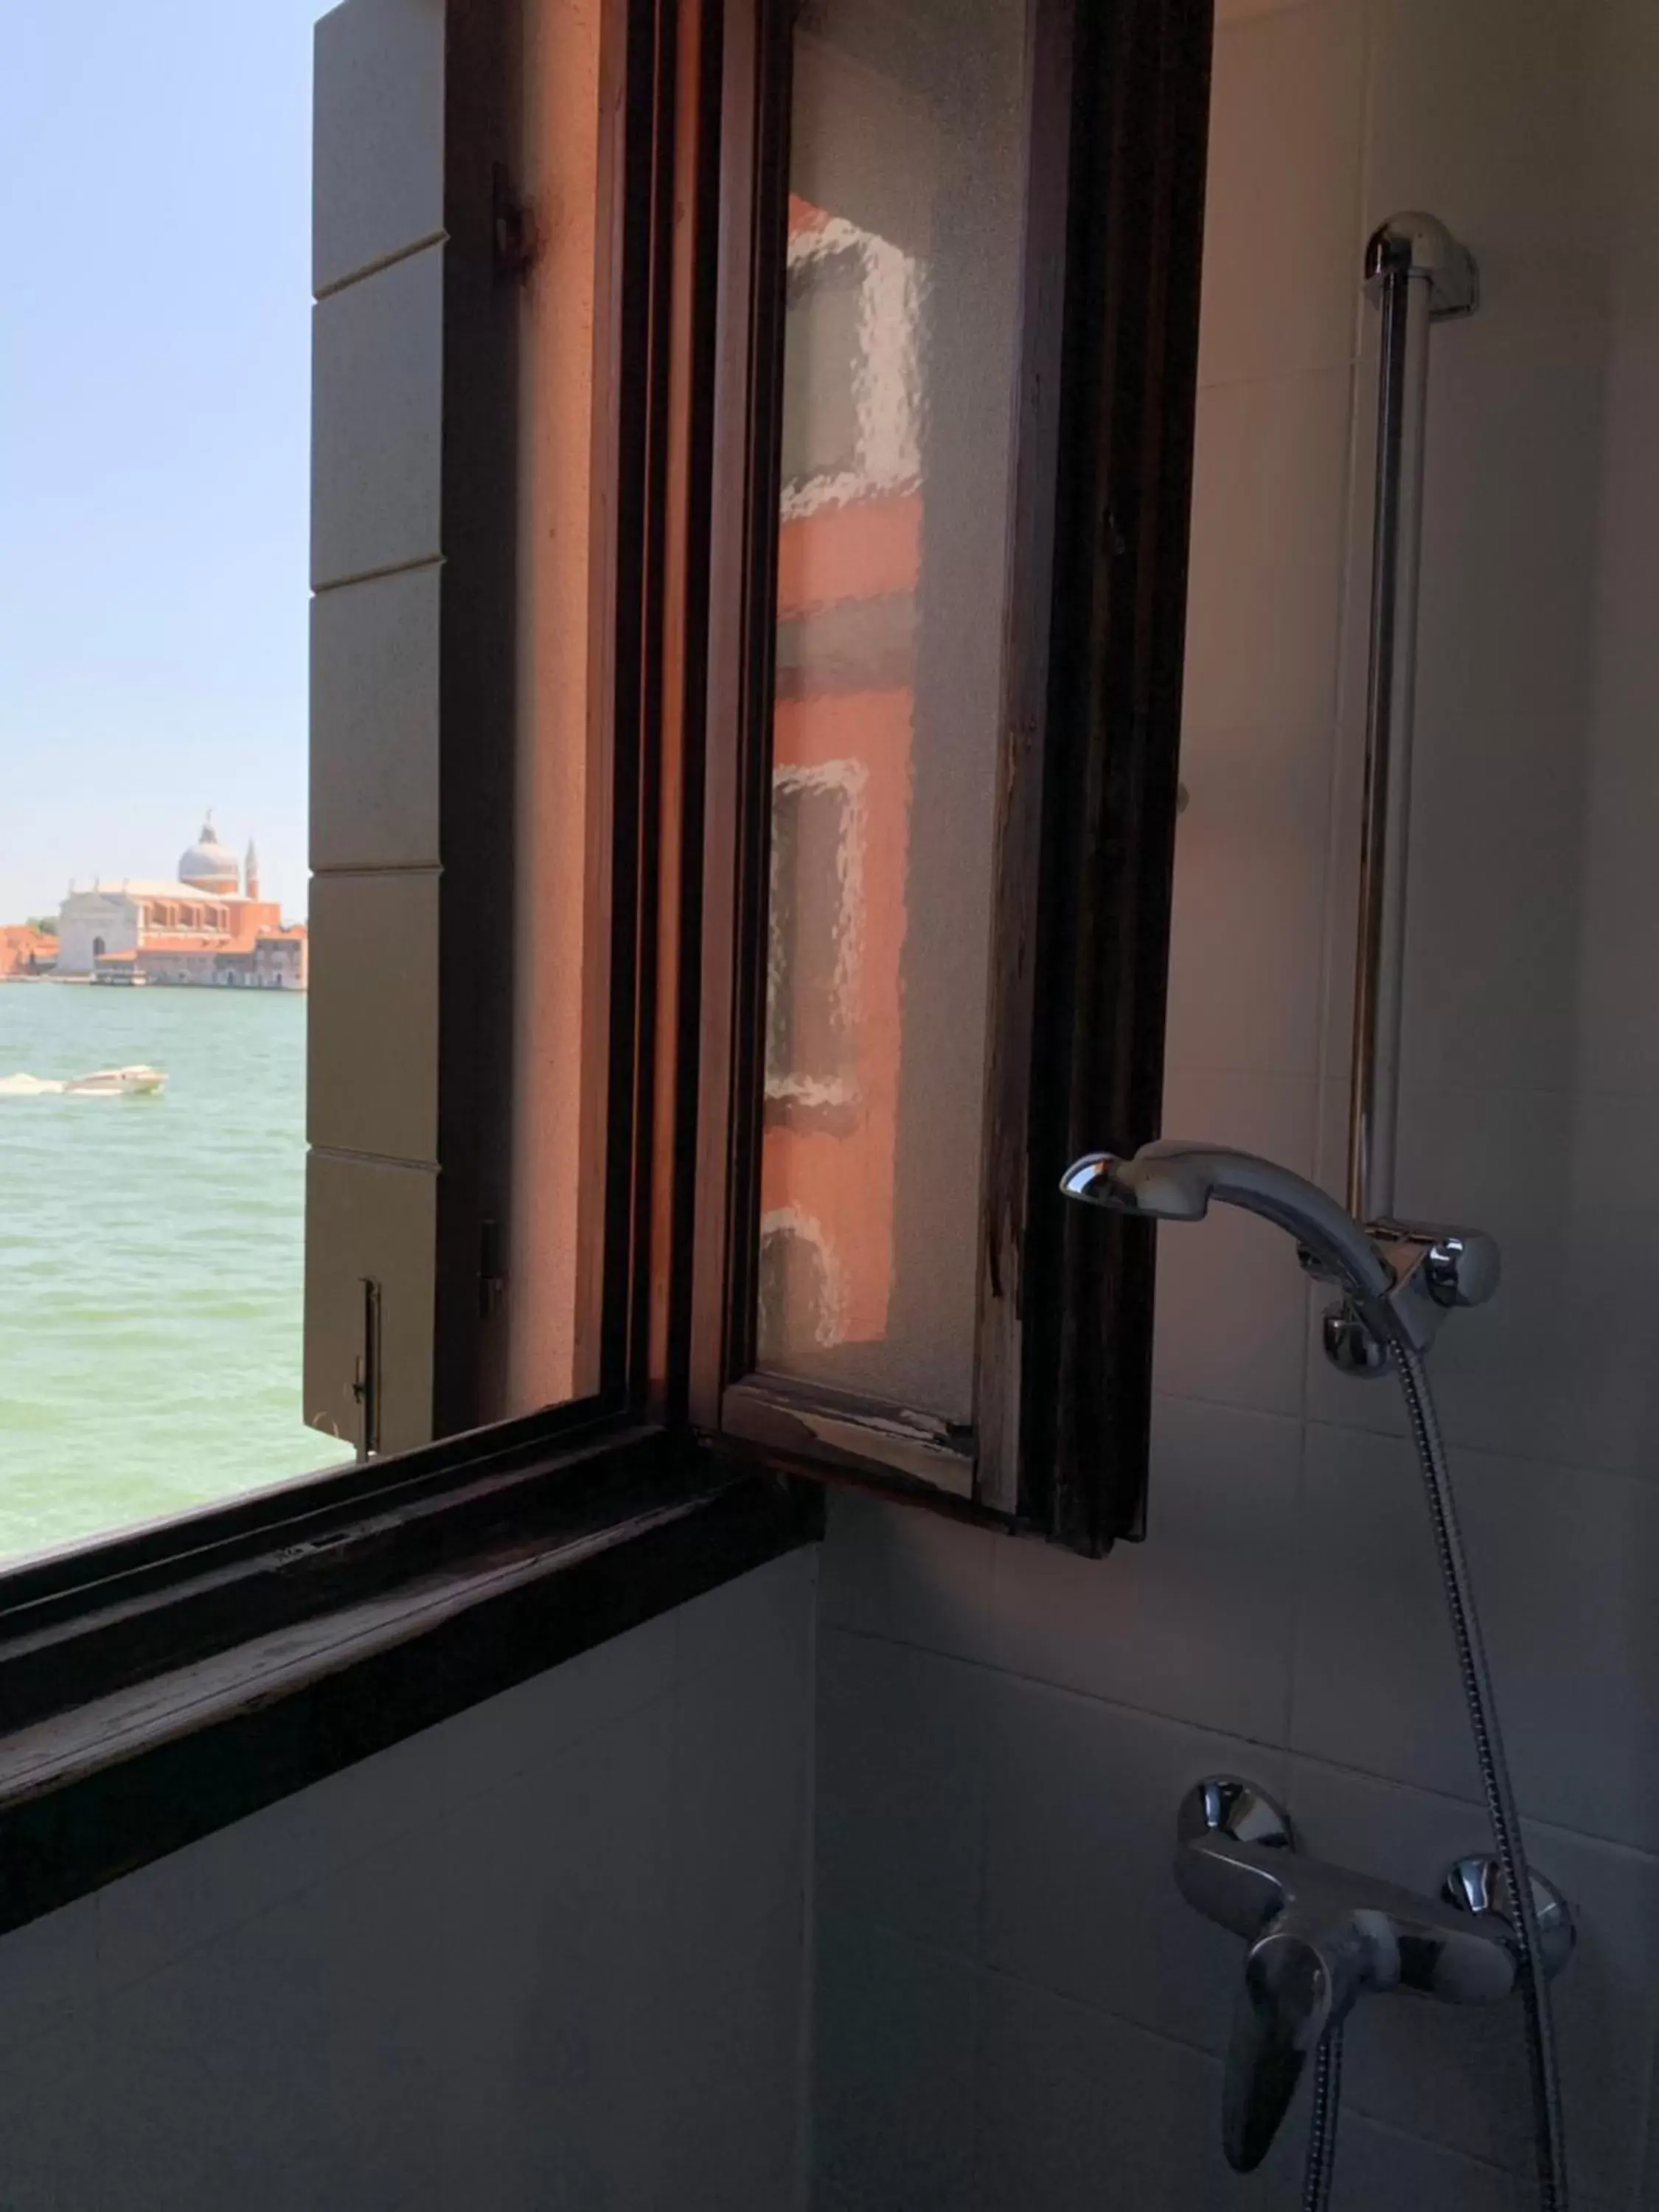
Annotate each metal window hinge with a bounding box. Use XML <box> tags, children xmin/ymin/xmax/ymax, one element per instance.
<box><xmin>479</xmin><ymin>1217</ymin><xmax>508</xmax><ymax>1320</ymax></box>
<box><xmin>351</xmin><ymin>1276</ymin><xmax>383</xmax><ymax>1462</ymax></box>
<box><xmin>493</xmin><ymin>164</ymin><xmax>536</xmax><ymax>282</ymax></box>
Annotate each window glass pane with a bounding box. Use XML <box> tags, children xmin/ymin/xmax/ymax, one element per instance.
<box><xmin>757</xmin><ymin>0</ymin><xmax>1032</xmax><ymax>1419</ymax></box>
<box><xmin>0</xmin><ymin>2</ymin><xmax>352</xmax><ymax>1564</ymax></box>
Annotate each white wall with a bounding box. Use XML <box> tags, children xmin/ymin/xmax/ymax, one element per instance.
<box><xmin>0</xmin><ymin>1549</ymin><xmax>816</xmax><ymax>2211</ymax></box>
<box><xmin>55</xmin><ymin>894</ymin><xmax>139</xmax><ymax>978</ymax></box>
<box><xmin>810</xmin><ymin>1</ymin><xmax>1659</xmax><ymax>2206</ymax></box>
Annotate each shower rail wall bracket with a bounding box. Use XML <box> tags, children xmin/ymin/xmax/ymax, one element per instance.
<box><xmin>1301</xmin><ymin>1217</ymin><xmax>1500</xmax><ymax>1376</ymax></box>
<box><xmin>1364</xmin><ymin>211</ymin><xmax>1478</xmax><ymax>319</ymax></box>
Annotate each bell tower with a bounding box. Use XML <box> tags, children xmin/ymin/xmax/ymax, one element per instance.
<box><xmin>245</xmin><ymin>839</ymin><xmax>260</xmax><ymax>900</ymax></box>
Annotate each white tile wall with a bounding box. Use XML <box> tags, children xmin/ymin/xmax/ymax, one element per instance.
<box><xmin>1293</xmin><ymin>1425</ymin><xmax>1659</xmax><ymax>1846</ymax></box>
<box><xmin>1284</xmin><ymin>1759</ymin><xmax>1659</xmax><ymax>2205</ymax></box>
<box><xmin>812</xmin><ymin>0</ymin><xmax>1659</xmax><ymax>2206</ymax></box>
<box><xmin>1180</xmin><ymin>369</ymin><xmax>1354</xmax><ymax>742</ymax></box>
<box><xmin>813</xmin><ymin>1914</ymin><xmax>979</xmax><ymax>2212</ymax></box>
<box><xmin>1575</xmin><ymin>340</ymin><xmax>1659</xmax><ymax>1095</ymax></box>
<box><xmin>1363</xmin><ymin>0</ymin><xmax>1614</xmax><ymax>344</ymax></box>
<box><xmin>972</xmin><ymin>1976</ymin><xmax>1306</xmax><ymax>2212</ymax></box>
<box><xmin>992</xmin><ymin>1396</ymin><xmax>1302</xmax><ymax>1742</ymax></box>
<box><xmin>818</xmin><ymin>1484</ymin><xmax>1000</xmax><ymax>1668</ymax></box>
<box><xmin>815</xmin><ymin>1630</ymin><xmax>988</xmax><ymax>1954</ymax></box>
<box><xmin>0</xmin><ymin>1551</ymin><xmax>818</xmax><ymax>2211</ymax></box>
<box><xmin>1164</xmin><ymin>716</ymin><xmax>1335</xmax><ymax>1079</ymax></box>
<box><xmin>1196</xmin><ymin>0</ymin><xmax>1366</xmax><ymax>387</ymax></box>
<box><xmin>978</xmin><ymin>1680</ymin><xmax>1291</xmax><ymax>2055</ymax></box>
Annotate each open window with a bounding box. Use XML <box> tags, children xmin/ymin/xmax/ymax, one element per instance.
<box><xmin>301</xmin><ymin>0</ymin><xmax>1210</xmax><ymax>1545</ymax></box>
<box><xmin>0</xmin><ymin>0</ymin><xmax>1211</xmax><ymax>1931</ymax></box>
<box><xmin>692</xmin><ymin>0</ymin><xmax>1212</xmax><ymax>1546</ymax></box>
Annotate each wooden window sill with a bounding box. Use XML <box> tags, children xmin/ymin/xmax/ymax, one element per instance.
<box><xmin>0</xmin><ymin>1454</ymin><xmax>820</xmax><ymax>1937</ymax></box>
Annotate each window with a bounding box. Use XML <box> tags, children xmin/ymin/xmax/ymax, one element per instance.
<box><xmin>695</xmin><ymin>0</ymin><xmax>1208</xmax><ymax>1543</ymax></box>
<box><xmin>0</xmin><ymin>0</ymin><xmax>1208</xmax><ymax>1931</ymax></box>
<box><xmin>1</xmin><ymin>2</ymin><xmax>349</xmax><ymax>1563</ymax></box>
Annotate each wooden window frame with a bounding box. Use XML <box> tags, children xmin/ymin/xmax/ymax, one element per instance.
<box><xmin>0</xmin><ymin>0</ymin><xmax>1209</xmax><ymax>1935</ymax></box>
<box><xmin>692</xmin><ymin>0</ymin><xmax>1213</xmax><ymax>1548</ymax></box>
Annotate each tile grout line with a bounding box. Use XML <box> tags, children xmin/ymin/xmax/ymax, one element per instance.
<box><xmin>818</xmin><ymin>1618</ymin><xmax>1659</xmax><ymax>1869</ymax></box>
<box><xmin>973</xmin><ymin>1950</ymin><xmax>1621</xmax><ymax>2204</ymax></box>
<box><xmin>971</xmin><ymin>1950</ymin><xmax>1570</xmax><ymax>2191</ymax></box>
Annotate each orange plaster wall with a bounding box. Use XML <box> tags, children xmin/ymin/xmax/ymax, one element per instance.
<box><xmin>777</xmin><ymin>495</ymin><xmax>920</xmax><ymax>616</ymax></box>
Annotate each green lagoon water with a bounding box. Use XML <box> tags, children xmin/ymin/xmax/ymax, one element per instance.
<box><xmin>0</xmin><ymin>982</ymin><xmax>352</xmax><ymax>1563</ymax></box>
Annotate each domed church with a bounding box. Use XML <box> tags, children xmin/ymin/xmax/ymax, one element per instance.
<box><xmin>176</xmin><ymin>816</ymin><xmax>245</xmax><ymax>897</ymax></box>
<box><xmin>53</xmin><ymin>815</ymin><xmax>307</xmax><ymax>987</ymax></box>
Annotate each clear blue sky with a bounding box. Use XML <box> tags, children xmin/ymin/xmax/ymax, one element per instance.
<box><xmin>1</xmin><ymin>2</ymin><xmax>329</xmax><ymax>925</ymax></box>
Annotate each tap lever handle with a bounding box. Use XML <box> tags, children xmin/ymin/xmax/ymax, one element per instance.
<box><xmin>1175</xmin><ymin>1779</ymin><xmax>1552</xmax><ymax>2177</ymax></box>
<box><xmin>1223</xmin><ymin>1929</ymin><xmax>1336</xmax><ymax>2172</ymax></box>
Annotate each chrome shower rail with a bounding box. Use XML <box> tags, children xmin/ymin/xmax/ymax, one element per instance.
<box><xmin>1346</xmin><ymin>213</ymin><xmax>1477</xmax><ymax>1225</ymax></box>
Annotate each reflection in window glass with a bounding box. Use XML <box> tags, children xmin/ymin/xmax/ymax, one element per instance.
<box><xmin>0</xmin><ymin>2</ymin><xmax>350</xmax><ymax>1562</ymax></box>
<box><xmin>757</xmin><ymin>0</ymin><xmax>1032</xmax><ymax>1419</ymax></box>
<box><xmin>767</xmin><ymin>768</ymin><xmax>861</xmax><ymax>1105</ymax></box>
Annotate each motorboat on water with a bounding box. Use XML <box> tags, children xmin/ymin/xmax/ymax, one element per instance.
<box><xmin>67</xmin><ymin>1066</ymin><xmax>167</xmax><ymax>1095</ymax></box>
<box><xmin>0</xmin><ymin>1065</ymin><xmax>167</xmax><ymax>1097</ymax></box>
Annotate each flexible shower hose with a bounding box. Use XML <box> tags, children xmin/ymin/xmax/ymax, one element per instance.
<box><xmin>1297</xmin><ymin>1313</ymin><xmax>1570</xmax><ymax>2212</ymax></box>
<box><xmin>1300</xmin><ymin>2025</ymin><xmax>1343</xmax><ymax>2212</ymax></box>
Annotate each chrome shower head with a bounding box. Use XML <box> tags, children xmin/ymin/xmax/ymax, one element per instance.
<box><xmin>1060</xmin><ymin>1140</ymin><xmax>1395</xmax><ymax>1304</ymax></box>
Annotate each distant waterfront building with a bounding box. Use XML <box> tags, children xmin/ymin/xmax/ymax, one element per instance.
<box><xmin>54</xmin><ymin>816</ymin><xmax>308</xmax><ymax>989</ymax></box>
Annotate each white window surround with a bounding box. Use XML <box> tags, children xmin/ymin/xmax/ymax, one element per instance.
<box><xmin>759</xmin><ymin>1201</ymin><xmax>850</xmax><ymax>1347</ymax></box>
<box><xmin>781</xmin><ymin>213</ymin><xmax>920</xmax><ymax>522</ymax></box>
